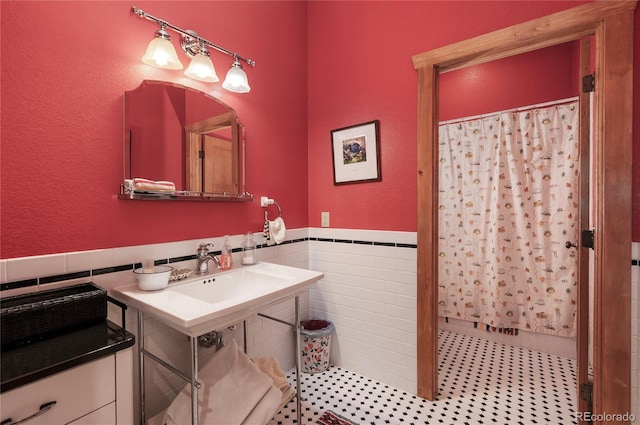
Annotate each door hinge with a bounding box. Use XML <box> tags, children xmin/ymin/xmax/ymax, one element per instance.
<box><xmin>581</xmin><ymin>229</ymin><xmax>595</xmax><ymax>250</ymax></box>
<box><xmin>580</xmin><ymin>382</ymin><xmax>593</xmax><ymax>414</ymax></box>
<box><xmin>582</xmin><ymin>73</ymin><xmax>595</xmax><ymax>93</ymax></box>
<box><xmin>198</xmin><ymin>150</ymin><xmax>205</xmax><ymax>159</ymax></box>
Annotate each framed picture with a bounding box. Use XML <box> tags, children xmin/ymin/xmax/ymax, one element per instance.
<box><xmin>331</xmin><ymin>120</ymin><xmax>381</xmax><ymax>185</ymax></box>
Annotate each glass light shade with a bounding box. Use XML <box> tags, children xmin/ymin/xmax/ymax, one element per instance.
<box><xmin>141</xmin><ymin>37</ymin><xmax>183</xmax><ymax>70</ymax></box>
<box><xmin>184</xmin><ymin>54</ymin><xmax>219</xmax><ymax>83</ymax></box>
<box><xmin>222</xmin><ymin>64</ymin><xmax>250</xmax><ymax>93</ymax></box>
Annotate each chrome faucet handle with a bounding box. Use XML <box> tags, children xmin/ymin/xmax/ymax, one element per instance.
<box><xmin>196</xmin><ymin>243</ymin><xmax>216</xmax><ymax>275</ymax></box>
<box><xmin>197</xmin><ymin>243</ymin><xmax>214</xmax><ymax>256</ymax></box>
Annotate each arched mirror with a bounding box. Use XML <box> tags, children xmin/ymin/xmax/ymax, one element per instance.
<box><xmin>119</xmin><ymin>80</ymin><xmax>251</xmax><ymax>201</ymax></box>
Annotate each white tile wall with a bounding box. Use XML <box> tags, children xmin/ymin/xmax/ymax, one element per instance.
<box><xmin>308</xmin><ymin>228</ymin><xmax>418</xmax><ymax>393</ymax></box>
<box><xmin>5</xmin><ymin>253</ymin><xmax>66</xmax><ymax>284</ymax></box>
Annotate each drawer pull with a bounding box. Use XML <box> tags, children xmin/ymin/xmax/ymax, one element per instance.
<box><xmin>1</xmin><ymin>401</ymin><xmax>56</xmax><ymax>425</ymax></box>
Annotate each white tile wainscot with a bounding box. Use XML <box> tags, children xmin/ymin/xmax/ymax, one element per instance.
<box><xmin>308</xmin><ymin>228</ymin><xmax>418</xmax><ymax>393</ymax></box>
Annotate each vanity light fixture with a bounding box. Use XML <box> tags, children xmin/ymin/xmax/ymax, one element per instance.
<box><xmin>140</xmin><ymin>25</ymin><xmax>183</xmax><ymax>70</ymax></box>
<box><xmin>184</xmin><ymin>43</ymin><xmax>219</xmax><ymax>83</ymax></box>
<box><xmin>132</xmin><ymin>6</ymin><xmax>255</xmax><ymax>93</ymax></box>
<box><xmin>222</xmin><ymin>58</ymin><xmax>251</xmax><ymax>93</ymax></box>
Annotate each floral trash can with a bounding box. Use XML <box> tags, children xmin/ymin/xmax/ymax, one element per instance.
<box><xmin>300</xmin><ymin>319</ymin><xmax>334</xmax><ymax>374</ymax></box>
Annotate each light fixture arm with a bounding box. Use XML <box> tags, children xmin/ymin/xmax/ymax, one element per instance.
<box><xmin>131</xmin><ymin>6</ymin><xmax>256</xmax><ymax>67</ymax></box>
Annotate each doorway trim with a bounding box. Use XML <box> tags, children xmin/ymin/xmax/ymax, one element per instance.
<box><xmin>412</xmin><ymin>1</ymin><xmax>636</xmax><ymax>420</ymax></box>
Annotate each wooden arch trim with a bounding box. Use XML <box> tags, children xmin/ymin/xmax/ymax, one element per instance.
<box><xmin>412</xmin><ymin>1</ymin><xmax>636</xmax><ymax>421</ymax></box>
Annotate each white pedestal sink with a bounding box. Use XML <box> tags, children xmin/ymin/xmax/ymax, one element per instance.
<box><xmin>111</xmin><ymin>262</ymin><xmax>324</xmax><ymax>425</ymax></box>
<box><xmin>112</xmin><ymin>261</ymin><xmax>323</xmax><ymax>337</ymax></box>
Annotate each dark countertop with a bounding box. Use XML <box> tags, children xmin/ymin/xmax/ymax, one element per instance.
<box><xmin>1</xmin><ymin>320</ymin><xmax>135</xmax><ymax>393</ymax></box>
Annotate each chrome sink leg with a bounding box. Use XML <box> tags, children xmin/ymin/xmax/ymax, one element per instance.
<box><xmin>138</xmin><ymin>310</ymin><xmax>146</xmax><ymax>425</ymax></box>
<box><xmin>190</xmin><ymin>336</ymin><xmax>199</xmax><ymax>425</ymax></box>
<box><xmin>295</xmin><ymin>296</ymin><xmax>301</xmax><ymax>424</ymax></box>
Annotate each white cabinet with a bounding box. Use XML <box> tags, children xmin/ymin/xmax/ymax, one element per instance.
<box><xmin>1</xmin><ymin>348</ymin><xmax>133</xmax><ymax>425</ymax></box>
<box><xmin>69</xmin><ymin>403</ymin><xmax>116</xmax><ymax>424</ymax></box>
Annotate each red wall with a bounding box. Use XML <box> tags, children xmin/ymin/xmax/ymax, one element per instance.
<box><xmin>2</xmin><ymin>1</ymin><xmax>639</xmax><ymax>259</ymax></box>
<box><xmin>306</xmin><ymin>1</ymin><xmax>640</xmax><ymax>240</ymax></box>
<box><xmin>1</xmin><ymin>1</ymin><xmax>309</xmax><ymax>258</ymax></box>
<box><xmin>439</xmin><ymin>42</ymin><xmax>578</xmax><ymax>122</ymax></box>
<box><xmin>126</xmin><ymin>84</ymin><xmax>185</xmax><ymax>183</ymax></box>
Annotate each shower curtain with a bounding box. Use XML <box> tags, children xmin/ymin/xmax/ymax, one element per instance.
<box><xmin>438</xmin><ymin>100</ymin><xmax>579</xmax><ymax>337</ymax></box>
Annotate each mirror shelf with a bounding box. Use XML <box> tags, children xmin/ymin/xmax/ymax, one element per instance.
<box><xmin>118</xmin><ymin>186</ymin><xmax>253</xmax><ymax>202</ymax></box>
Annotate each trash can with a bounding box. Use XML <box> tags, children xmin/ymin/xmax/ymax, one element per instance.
<box><xmin>300</xmin><ymin>319</ymin><xmax>334</xmax><ymax>374</ymax></box>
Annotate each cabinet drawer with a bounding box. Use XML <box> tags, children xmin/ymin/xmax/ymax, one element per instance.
<box><xmin>68</xmin><ymin>402</ymin><xmax>116</xmax><ymax>425</ymax></box>
<box><xmin>1</xmin><ymin>356</ymin><xmax>115</xmax><ymax>425</ymax></box>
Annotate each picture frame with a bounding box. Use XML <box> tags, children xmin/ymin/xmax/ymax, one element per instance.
<box><xmin>331</xmin><ymin>120</ymin><xmax>381</xmax><ymax>185</ymax></box>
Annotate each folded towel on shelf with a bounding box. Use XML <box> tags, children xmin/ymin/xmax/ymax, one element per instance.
<box><xmin>252</xmin><ymin>357</ymin><xmax>294</xmax><ymax>413</ymax></box>
<box><xmin>164</xmin><ymin>339</ymin><xmax>280</xmax><ymax>425</ymax></box>
<box><xmin>154</xmin><ymin>387</ymin><xmax>283</xmax><ymax>425</ymax></box>
<box><xmin>253</xmin><ymin>357</ymin><xmax>289</xmax><ymax>390</ymax></box>
<box><xmin>126</xmin><ymin>178</ymin><xmax>176</xmax><ymax>193</ymax></box>
<box><xmin>240</xmin><ymin>385</ymin><xmax>283</xmax><ymax>425</ymax></box>
<box><xmin>268</xmin><ymin>217</ymin><xmax>286</xmax><ymax>245</ymax></box>
<box><xmin>279</xmin><ymin>385</ymin><xmax>295</xmax><ymax>411</ymax></box>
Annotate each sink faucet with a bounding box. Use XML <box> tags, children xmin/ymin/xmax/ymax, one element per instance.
<box><xmin>196</xmin><ymin>243</ymin><xmax>221</xmax><ymax>275</ymax></box>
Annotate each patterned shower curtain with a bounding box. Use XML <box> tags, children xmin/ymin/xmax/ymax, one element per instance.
<box><xmin>438</xmin><ymin>101</ymin><xmax>579</xmax><ymax>337</ymax></box>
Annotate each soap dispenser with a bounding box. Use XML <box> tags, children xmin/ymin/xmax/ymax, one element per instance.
<box><xmin>220</xmin><ymin>236</ymin><xmax>233</xmax><ymax>270</ymax></box>
<box><xmin>241</xmin><ymin>232</ymin><xmax>257</xmax><ymax>265</ymax></box>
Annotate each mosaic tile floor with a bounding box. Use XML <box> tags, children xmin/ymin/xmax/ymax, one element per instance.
<box><xmin>268</xmin><ymin>330</ymin><xmax>577</xmax><ymax>425</ymax></box>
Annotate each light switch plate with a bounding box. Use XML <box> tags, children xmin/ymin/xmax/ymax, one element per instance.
<box><xmin>321</xmin><ymin>212</ymin><xmax>330</xmax><ymax>227</ymax></box>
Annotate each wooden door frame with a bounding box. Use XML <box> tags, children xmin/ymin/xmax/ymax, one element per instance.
<box><xmin>412</xmin><ymin>1</ymin><xmax>636</xmax><ymax>421</ymax></box>
<box><xmin>576</xmin><ymin>37</ymin><xmax>592</xmax><ymax>418</ymax></box>
<box><xmin>184</xmin><ymin>111</ymin><xmax>239</xmax><ymax>194</ymax></box>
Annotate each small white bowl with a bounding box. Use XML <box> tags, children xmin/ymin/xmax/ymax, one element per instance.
<box><xmin>134</xmin><ymin>265</ymin><xmax>173</xmax><ymax>291</ymax></box>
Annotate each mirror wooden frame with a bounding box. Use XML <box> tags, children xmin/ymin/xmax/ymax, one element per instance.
<box><xmin>412</xmin><ymin>1</ymin><xmax>636</xmax><ymax>421</ymax></box>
